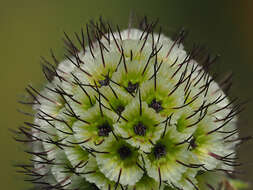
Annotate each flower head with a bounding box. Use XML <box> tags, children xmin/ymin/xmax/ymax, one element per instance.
<box><xmin>16</xmin><ymin>18</ymin><xmax>247</xmax><ymax>190</ymax></box>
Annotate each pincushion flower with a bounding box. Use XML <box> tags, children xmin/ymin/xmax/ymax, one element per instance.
<box><xmin>15</xmin><ymin>18</ymin><xmax>249</xmax><ymax>190</ymax></box>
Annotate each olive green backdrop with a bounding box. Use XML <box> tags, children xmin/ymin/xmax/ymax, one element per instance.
<box><xmin>1</xmin><ymin>0</ymin><xmax>253</xmax><ymax>189</ymax></box>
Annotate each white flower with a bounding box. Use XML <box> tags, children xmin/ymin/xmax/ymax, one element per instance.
<box><xmin>17</xmin><ymin>19</ymin><xmax>243</xmax><ymax>190</ymax></box>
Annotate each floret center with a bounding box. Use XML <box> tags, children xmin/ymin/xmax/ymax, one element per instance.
<box><xmin>118</xmin><ymin>146</ymin><xmax>132</xmax><ymax>160</ymax></box>
<box><xmin>134</xmin><ymin>122</ymin><xmax>147</xmax><ymax>136</ymax></box>
<box><xmin>154</xmin><ymin>144</ymin><xmax>167</xmax><ymax>159</ymax></box>
<box><xmin>149</xmin><ymin>99</ymin><xmax>163</xmax><ymax>113</ymax></box>
<box><xmin>98</xmin><ymin>76</ymin><xmax>110</xmax><ymax>86</ymax></box>
<box><xmin>98</xmin><ymin>123</ymin><xmax>111</xmax><ymax>137</ymax></box>
<box><xmin>116</xmin><ymin>105</ymin><xmax>125</xmax><ymax>114</ymax></box>
<box><xmin>126</xmin><ymin>82</ymin><xmax>139</xmax><ymax>93</ymax></box>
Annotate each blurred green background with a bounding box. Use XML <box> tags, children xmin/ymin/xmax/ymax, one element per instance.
<box><xmin>1</xmin><ymin>0</ymin><xmax>253</xmax><ymax>189</ymax></box>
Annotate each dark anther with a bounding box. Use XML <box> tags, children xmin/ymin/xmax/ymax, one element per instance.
<box><xmin>98</xmin><ymin>123</ymin><xmax>111</xmax><ymax>137</ymax></box>
<box><xmin>154</xmin><ymin>144</ymin><xmax>167</xmax><ymax>159</ymax></box>
<box><xmin>189</xmin><ymin>138</ymin><xmax>197</xmax><ymax>149</ymax></box>
<box><xmin>118</xmin><ymin>146</ymin><xmax>132</xmax><ymax>160</ymax></box>
<box><xmin>116</xmin><ymin>105</ymin><xmax>125</xmax><ymax>114</ymax></box>
<box><xmin>126</xmin><ymin>82</ymin><xmax>139</xmax><ymax>93</ymax></box>
<box><xmin>134</xmin><ymin>122</ymin><xmax>147</xmax><ymax>136</ymax></box>
<box><xmin>98</xmin><ymin>77</ymin><xmax>110</xmax><ymax>86</ymax></box>
<box><xmin>149</xmin><ymin>99</ymin><xmax>163</xmax><ymax>113</ymax></box>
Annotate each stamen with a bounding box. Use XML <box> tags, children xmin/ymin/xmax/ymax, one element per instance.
<box><xmin>126</xmin><ymin>82</ymin><xmax>138</xmax><ymax>93</ymax></box>
<box><xmin>154</xmin><ymin>144</ymin><xmax>166</xmax><ymax>159</ymax></box>
<box><xmin>98</xmin><ymin>123</ymin><xmax>111</xmax><ymax>137</ymax></box>
<box><xmin>134</xmin><ymin>122</ymin><xmax>147</xmax><ymax>136</ymax></box>
<box><xmin>98</xmin><ymin>77</ymin><xmax>110</xmax><ymax>86</ymax></box>
<box><xmin>149</xmin><ymin>99</ymin><xmax>163</xmax><ymax>113</ymax></box>
<box><xmin>118</xmin><ymin>146</ymin><xmax>132</xmax><ymax>160</ymax></box>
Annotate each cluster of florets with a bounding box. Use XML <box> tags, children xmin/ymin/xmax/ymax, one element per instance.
<box><xmin>16</xmin><ymin>19</ymin><xmax>244</xmax><ymax>190</ymax></box>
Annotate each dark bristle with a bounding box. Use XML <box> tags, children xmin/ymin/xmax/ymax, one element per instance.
<box><xmin>114</xmin><ymin>168</ymin><xmax>122</xmax><ymax>190</ymax></box>
<box><xmin>207</xmin><ymin>117</ymin><xmax>233</xmax><ymax>135</ymax></box>
<box><xmin>97</xmin><ymin>33</ymin><xmax>106</xmax><ymax>68</ymax></box>
<box><xmin>139</xmin><ymin>25</ymin><xmax>150</xmax><ymax>52</ymax></box>
<box><xmin>154</xmin><ymin>144</ymin><xmax>166</xmax><ymax>159</ymax></box>
<box><xmin>161</xmin><ymin>114</ymin><xmax>173</xmax><ymax>139</ymax></box>
<box><xmin>71</xmin><ymin>73</ymin><xmax>93</xmax><ymax>105</ymax></box>
<box><xmin>45</xmin><ymin>136</ymin><xmax>74</xmax><ymax>150</ymax></box>
<box><xmin>186</xmin><ymin>177</ymin><xmax>199</xmax><ymax>190</ymax></box>
<box><xmin>149</xmin><ymin>59</ymin><xmax>164</xmax><ymax>80</ymax></box>
<box><xmin>149</xmin><ymin>99</ymin><xmax>163</xmax><ymax>113</ymax></box>
<box><xmin>139</xmin><ymin>16</ymin><xmax>148</xmax><ymax>31</ymax></box>
<box><xmin>126</xmin><ymin>82</ymin><xmax>138</xmax><ymax>94</ymax></box>
<box><xmin>56</xmin><ymin>85</ymin><xmax>81</xmax><ymax>105</ymax></box>
<box><xmin>94</xmin><ymin>82</ymin><xmax>104</xmax><ymax>117</ymax></box>
<box><xmin>118</xmin><ymin>146</ymin><xmax>132</xmax><ymax>160</ymax></box>
<box><xmin>120</xmin><ymin>46</ymin><xmax>128</xmax><ymax>73</ymax></box>
<box><xmin>206</xmin><ymin>183</ymin><xmax>215</xmax><ymax>190</ymax></box>
<box><xmin>166</xmin><ymin>29</ymin><xmax>186</xmax><ymax>58</ymax></box>
<box><xmin>154</xmin><ymin>52</ymin><xmax>158</xmax><ymax>91</ymax></box>
<box><xmin>108</xmin><ymin>84</ymin><xmax>118</xmax><ymax>99</ymax></box>
<box><xmin>86</xmin><ymin>24</ymin><xmax>95</xmax><ymax>59</ymax></box>
<box><xmin>108</xmin><ymin>24</ymin><xmax>120</xmax><ymax>52</ymax></box>
<box><xmin>28</xmin><ymin>85</ymin><xmax>59</xmax><ymax>106</ymax></box>
<box><xmin>98</xmin><ymin>123</ymin><xmax>111</xmax><ymax>137</ymax></box>
<box><xmin>139</xmin><ymin>89</ymin><xmax>142</xmax><ymax>116</ymax></box>
<box><xmin>50</xmin><ymin>49</ymin><xmax>59</xmax><ymax>65</ymax></box>
<box><xmin>22</xmin><ymin>87</ymin><xmax>41</xmax><ymax>105</ymax></box>
<box><xmin>141</xmin><ymin>49</ymin><xmax>155</xmax><ymax>76</ymax></box>
<box><xmin>133</xmin><ymin>122</ymin><xmax>147</xmax><ymax>136</ymax></box>
<box><xmin>116</xmin><ymin>25</ymin><xmax>122</xmax><ymax>41</ymax></box>
<box><xmin>75</xmin><ymin>28</ymin><xmax>86</xmax><ymax>53</ymax></box>
<box><xmin>158</xmin><ymin>167</ymin><xmax>162</xmax><ymax>189</ymax></box>
<box><xmin>42</xmin><ymin>64</ymin><xmax>55</xmax><ymax>82</ymax></box>
<box><xmin>176</xmin><ymin>160</ymin><xmax>203</xmax><ymax>169</ymax></box>
<box><xmin>61</xmin><ymin>161</ymin><xmax>91</xmax><ymax>176</ymax></box>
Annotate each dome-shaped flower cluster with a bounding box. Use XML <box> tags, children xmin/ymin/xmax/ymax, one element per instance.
<box><xmin>16</xmin><ymin>19</ymin><xmax>245</xmax><ymax>190</ymax></box>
